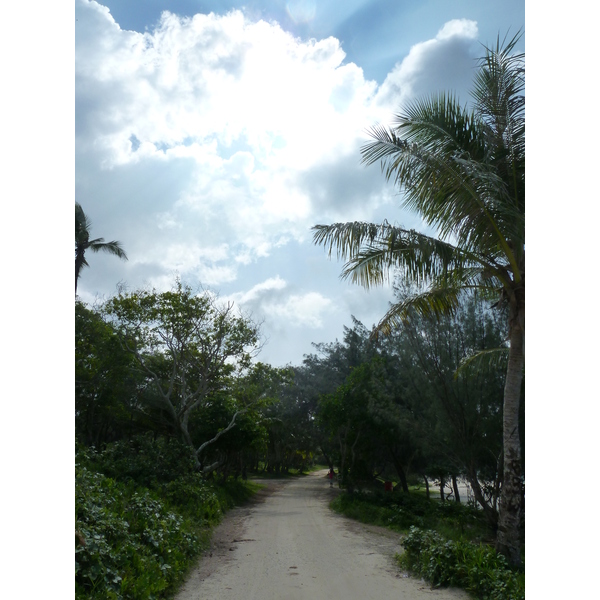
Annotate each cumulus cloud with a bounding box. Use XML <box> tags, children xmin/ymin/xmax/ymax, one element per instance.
<box><xmin>76</xmin><ymin>0</ymin><xmax>389</xmax><ymax>289</ymax></box>
<box><xmin>375</xmin><ymin>19</ymin><xmax>480</xmax><ymax>110</ymax></box>
<box><xmin>75</xmin><ymin>1</ymin><xmax>489</xmax><ymax>364</ymax></box>
<box><xmin>225</xmin><ymin>276</ymin><xmax>333</xmax><ymax>329</ymax></box>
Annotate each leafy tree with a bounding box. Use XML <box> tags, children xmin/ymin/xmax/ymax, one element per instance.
<box><xmin>75</xmin><ymin>301</ymin><xmax>148</xmax><ymax>446</ymax></box>
<box><xmin>300</xmin><ymin>318</ymin><xmax>376</xmax><ymax>468</ymax></box>
<box><xmin>313</xmin><ymin>36</ymin><xmax>524</xmax><ymax>564</ymax></box>
<box><xmin>75</xmin><ymin>202</ymin><xmax>128</xmax><ymax>295</ymax></box>
<box><xmin>102</xmin><ymin>280</ymin><xmax>262</xmax><ymax>472</ymax></box>
<box><xmin>191</xmin><ymin>363</ymin><xmax>292</xmax><ymax>478</ymax></box>
<box><xmin>318</xmin><ymin>362</ymin><xmax>375</xmax><ymax>486</ymax></box>
<box><xmin>382</xmin><ymin>288</ymin><xmax>507</xmax><ymax>525</ymax></box>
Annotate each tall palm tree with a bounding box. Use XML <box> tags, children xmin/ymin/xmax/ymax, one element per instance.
<box><xmin>75</xmin><ymin>202</ymin><xmax>128</xmax><ymax>295</ymax></box>
<box><xmin>313</xmin><ymin>34</ymin><xmax>524</xmax><ymax>565</ymax></box>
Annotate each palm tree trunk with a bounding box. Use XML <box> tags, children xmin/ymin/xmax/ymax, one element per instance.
<box><xmin>75</xmin><ymin>254</ymin><xmax>84</xmax><ymax>295</ymax></box>
<box><xmin>496</xmin><ymin>302</ymin><xmax>524</xmax><ymax>567</ymax></box>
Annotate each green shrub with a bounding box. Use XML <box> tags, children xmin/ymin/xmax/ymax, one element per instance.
<box><xmin>160</xmin><ymin>474</ymin><xmax>223</xmax><ymax>524</ymax></box>
<box><xmin>75</xmin><ymin>464</ymin><xmax>200</xmax><ymax>600</ymax></box>
<box><xmin>90</xmin><ymin>435</ymin><xmax>197</xmax><ymax>488</ymax></box>
<box><xmin>398</xmin><ymin>526</ymin><xmax>524</xmax><ymax>600</ymax></box>
<box><xmin>76</xmin><ymin>443</ymin><xmax>260</xmax><ymax>600</ymax></box>
<box><xmin>330</xmin><ymin>490</ymin><xmax>486</xmax><ymax>538</ymax></box>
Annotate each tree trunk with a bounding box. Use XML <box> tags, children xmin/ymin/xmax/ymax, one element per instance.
<box><xmin>423</xmin><ymin>475</ymin><xmax>430</xmax><ymax>499</ymax></box>
<box><xmin>496</xmin><ymin>302</ymin><xmax>524</xmax><ymax>567</ymax></box>
<box><xmin>389</xmin><ymin>448</ymin><xmax>409</xmax><ymax>492</ymax></box>
<box><xmin>439</xmin><ymin>477</ymin><xmax>445</xmax><ymax>502</ymax></box>
<box><xmin>464</xmin><ymin>466</ymin><xmax>499</xmax><ymax>528</ymax></box>
<box><xmin>452</xmin><ymin>474</ymin><xmax>461</xmax><ymax>503</ymax></box>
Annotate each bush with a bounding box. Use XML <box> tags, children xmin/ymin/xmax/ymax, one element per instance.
<box><xmin>90</xmin><ymin>435</ymin><xmax>197</xmax><ymax>488</ymax></box>
<box><xmin>75</xmin><ymin>464</ymin><xmax>200</xmax><ymax>599</ymax></box>
<box><xmin>160</xmin><ymin>474</ymin><xmax>223</xmax><ymax>524</ymax></box>
<box><xmin>398</xmin><ymin>526</ymin><xmax>524</xmax><ymax>600</ymax></box>
<box><xmin>75</xmin><ymin>442</ymin><xmax>259</xmax><ymax>599</ymax></box>
<box><xmin>330</xmin><ymin>490</ymin><xmax>486</xmax><ymax>538</ymax></box>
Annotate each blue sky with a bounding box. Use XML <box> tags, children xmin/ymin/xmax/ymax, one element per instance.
<box><xmin>74</xmin><ymin>0</ymin><xmax>525</xmax><ymax>367</ymax></box>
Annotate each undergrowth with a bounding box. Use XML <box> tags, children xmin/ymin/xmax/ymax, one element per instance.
<box><xmin>330</xmin><ymin>490</ymin><xmax>524</xmax><ymax>600</ymax></box>
<box><xmin>75</xmin><ymin>439</ymin><xmax>258</xmax><ymax>600</ymax></box>
<box><xmin>398</xmin><ymin>526</ymin><xmax>524</xmax><ymax>600</ymax></box>
<box><xmin>330</xmin><ymin>489</ymin><xmax>489</xmax><ymax>541</ymax></box>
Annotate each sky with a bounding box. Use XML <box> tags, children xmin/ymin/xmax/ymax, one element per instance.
<box><xmin>74</xmin><ymin>0</ymin><xmax>525</xmax><ymax>368</ymax></box>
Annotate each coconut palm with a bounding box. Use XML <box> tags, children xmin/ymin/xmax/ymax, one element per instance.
<box><xmin>75</xmin><ymin>202</ymin><xmax>128</xmax><ymax>295</ymax></box>
<box><xmin>313</xmin><ymin>34</ymin><xmax>524</xmax><ymax>565</ymax></box>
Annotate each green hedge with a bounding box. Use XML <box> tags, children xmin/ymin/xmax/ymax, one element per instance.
<box><xmin>398</xmin><ymin>526</ymin><xmax>524</xmax><ymax>600</ymax></box>
<box><xmin>75</xmin><ymin>440</ymin><xmax>258</xmax><ymax>599</ymax></box>
<box><xmin>330</xmin><ymin>489</ymin><xmax>488</xmax><ymax>539</ymax></box>
<box><xmin>75</xmin><ymin>465</ymin><xmax>201</xmax><ymax>599</ymax></box>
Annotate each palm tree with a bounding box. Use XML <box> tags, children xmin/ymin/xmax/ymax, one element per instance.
<box><xmin>313</xmin><ymin>34</ymin><xmax>524</xmax><ymax>565</ymax></box>
<box><xmin>75</xmin><ymin>202</ymin><xmax>128</xmax><ymax>295</ymax></box>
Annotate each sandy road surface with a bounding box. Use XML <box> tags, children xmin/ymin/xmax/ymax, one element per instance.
<box><xmin>175</xmin><ymin>471</ymin><xmax>470</xmax><ymax>600</ymax></box>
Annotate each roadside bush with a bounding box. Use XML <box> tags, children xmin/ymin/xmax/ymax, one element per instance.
<box><xmin>75</xmin><ymin>442</ymin><xmax>259</xmax><ymax>599</ymax></box>
<box><xmin>330</xmin><ymin>490</ymin><xmax>486</xmax><ymax>539</ymax></box>
<box><xmin>397</xmin><ymin>526</ymin><xmax>524</xmax><ymax>600</ymax></box>
<box><xmin>91</xmin><ymin>434</ymin><xmax>197</xmax><ymax>488</ymax></box>
<box><xmin>160</xmin><ymin>474</ymin><xmax>223</xmax><ymax>524</ymax></box>
<box><xmin>75</xmin><ymin>464</ymin><xmax>200</xmax><ymax>600</ymax></box>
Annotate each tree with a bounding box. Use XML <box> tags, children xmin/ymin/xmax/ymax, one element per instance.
<box><xmin>75</xmin><ymin>202</ymin><xmax>128</xmax><ymax>295</ymax></box>
<box><xmin>382</xmin><ymin>288</ymin><xmax>507</xmax><ymax>524</ymax></box>
<box><xmin>103</xmin><ymin>280</ymin><xmax>263</xmax><ymax>472</ymax></box>
<box><xmin>75</xmin><ymin>301</ymin><xmax>148</xmax><ymax>446</ymax></box>
<box><xmin>313</xmin><ymin>35</ymin><xmax>524</xmax><ymax>565</ymax></box>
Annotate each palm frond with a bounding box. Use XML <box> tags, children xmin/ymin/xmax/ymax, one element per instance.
<box><xmin>454</xmin><ymin>347</ymin><xmax>509</xmax><ymax>380</ymax></box>
<box><xmin>375</xmin><ymin>285</ymin><xmax>464</xmax><ymax>337</ymax></box>
<box><xmin>313</xmin><ymin>221</ymin><xmax>511</xmax><ymax>291</ymax></box>
<box><xmin>90</xmin><ymin>239</ymin><xmax>128</xmax><ymax>260</ymax></box>
<box><xmin>472</xmin><ymin>32</ymin><xmax>525</xmax><ymax>217</ymax></box>
<box><xmin>360</xmin><ymin>90</ymin><xmax>523</xmax><ymax>280</ymax></box>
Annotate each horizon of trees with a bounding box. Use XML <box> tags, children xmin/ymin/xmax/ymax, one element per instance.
<box><xmin>76</xmin><ymin>278</ymin><xmax>518</xmax><ymax>521</ymax></box>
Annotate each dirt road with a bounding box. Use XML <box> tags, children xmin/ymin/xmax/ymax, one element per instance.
<box><xmin>175</xmin><ymin>470</ymin><xmax>470</xmax><ymax>600</ymax></box>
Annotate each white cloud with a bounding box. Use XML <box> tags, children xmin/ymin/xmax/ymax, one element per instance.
<box><xmin>234</xmin><ymin>276</ymin><xmax>288</xmax><ymax>303</ymax></box>
<box><xmin>375</xmin><ymin>19</ymin><xmax>480</xmax><ymax>110</ymax></box>
<box><xmin>75</xmin><ymin>2</ymin><xmax>492</xmax><ymax>365</ymax></box>
<box><xmin>76</xmin><ymin>0</ymin><xmax>388</xmax><ymax>276</ymax></box>
<box><xmin>271</xmin><ymin>292</ymin><xmax>333</xmax><ymax>328</ymax></box>
<box><xmin>437</xmin><ymin>19</ymin><xmax>479</xmax><ymax>41</ymax></box>
<box><xmin>225</xmin><ymin>277</ymin><xmax>332</xmax><ymax>329</ymax></box>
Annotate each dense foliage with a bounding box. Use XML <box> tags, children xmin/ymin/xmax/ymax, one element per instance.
<box><xmin>398</xmin><ymin>526</ymin><xmax>524</xmax><ymax>600</ymax></box>
<box><xmin>75</xmin><ymin>442</ymin><xmax>258</xmax><ymax>599</ymax></box>
<box><xmin>331</xmin><ymin>489</ymin><xmax>524</xmax><ymax>600</ymax></box>
<box><xmin>75</xmin><ymin>274</ymin><xmax>521</xmax><ymax>598</ymax></box>
<box><xmin>307</xmin><ymin>290</ymin><xmax>510</xmax><ymax>521</ymax></box>
<box><xmin>330</xmin><ymin>489</ymin><xmax>489</xmax><ymax>539</ymax></box>
<box><xmin>75</xmin><ymin>282</ymin><xmax>300</xmax><ymax>599</ymax></box>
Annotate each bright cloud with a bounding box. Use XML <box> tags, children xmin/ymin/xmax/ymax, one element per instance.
<box><xmin>75</xmin><ymin>1</ymin><xmax>496</xmax><ymax>364</ymax></box>
<box><xmin>375</xmin><ymin>19</ymin><xmax>480</xmax><ymax>109</ymax></box>
<box><xmin>226</xmin><ymin>277</ymin><xmax>332</xmax><ymax>329</ymax></box>
<box><xmin>76</xmin><ymin>0</ymin><xmax>395</xmax><ymax>292</ymax></box>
